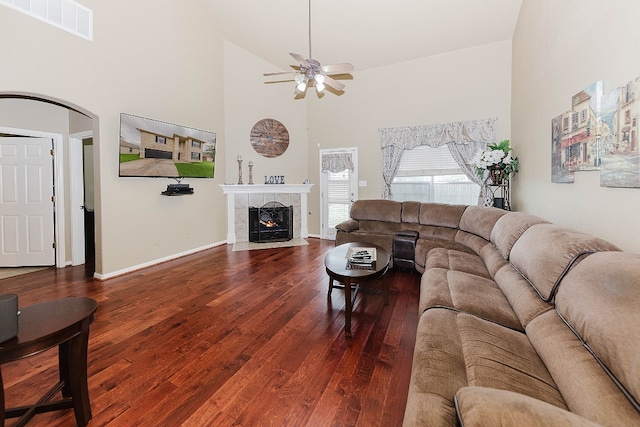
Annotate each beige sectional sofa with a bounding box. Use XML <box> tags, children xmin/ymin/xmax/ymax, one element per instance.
<box><xmin>335</xmin><ymin>200</ymin><xmax>640</xmax><ymax>426</ymax></box>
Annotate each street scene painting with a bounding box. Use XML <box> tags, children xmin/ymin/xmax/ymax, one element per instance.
<box><xmin>119</xmin><ymin>113</ymin><xmax>216</xmax><ymax>178</ymax></box>
<box><xmin>551</xmin><ymin>81</ymin><xmax>602</xmax><ymax>183</ymax></box>
<box><xmin>600</xmin><ymin>77</ymin><xmax>640</xmax><ymax>188</ymax></box>
<box><xmin>552</xmin><ymin>77</ymin><xmax>640</xmax><ymax>188</ymax></box>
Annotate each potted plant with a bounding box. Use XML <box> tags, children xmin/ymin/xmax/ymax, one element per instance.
<box><xmin>472</xmin><ymin>139</ymin><xmax>519</xmax><ymax>184</ymax></box>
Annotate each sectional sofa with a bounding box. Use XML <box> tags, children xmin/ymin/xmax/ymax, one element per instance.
<box><xmin>335</xmin><ymin>200</ymin><xmax>640</xmax><ymax>426</ymax></box>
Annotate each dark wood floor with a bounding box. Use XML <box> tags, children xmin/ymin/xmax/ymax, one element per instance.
<box><xmin>0</xmin><ymin>238</ymin><xmax>419</xmax><ymax>426</ymax></box>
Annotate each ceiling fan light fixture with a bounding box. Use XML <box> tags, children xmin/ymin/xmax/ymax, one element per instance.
<box><xmin>294</xmin><ymin>74</ymin><xmax>305</xmax><ymax>85</ymax></box>
<box><xmin>297</xmin><ymin>81</ymin><xmax>307</xmax><ymax>92</ymax></box>
<box><xmin>314</xmin><ymin>74</ymin><xmax>325</xmax><ymax>85</ymax></box>
<box><xmin>316</xmin><ymin>82</ymin><xmax>325</xmax><ymax>92</ymax></box>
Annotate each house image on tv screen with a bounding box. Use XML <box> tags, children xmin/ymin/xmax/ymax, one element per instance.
<box><xmin>139</xmin><ymin>128</ymin><xmax>205</xmax><ymax>162</ymax></box>
<box><xmin>119</xmin><ymin>113</ymin><xmax>216</xmax><ymax>178</ymax></box>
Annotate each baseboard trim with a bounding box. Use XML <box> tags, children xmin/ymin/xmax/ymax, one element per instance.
<box><xmin>93</xmin><ymin>240</ymin><xmax>227</xmax><ymax>280</ymax></box>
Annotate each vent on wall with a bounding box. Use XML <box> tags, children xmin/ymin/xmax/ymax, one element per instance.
<box><xmin>0</xmin><ymin>0</ymin><xmax>93</xmax><ymax>41</ymax></box>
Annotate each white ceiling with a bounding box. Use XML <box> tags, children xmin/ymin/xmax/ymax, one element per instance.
<box><xmin>199</xmin><ymin>0</ymin><xmax>523</xmax><ymax>72</ymax></box>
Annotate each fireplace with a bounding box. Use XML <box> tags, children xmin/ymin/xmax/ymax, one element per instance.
<box><xmin>249</xmin><ymin>201</ymin><xmax>293</xmax><ymax>243</ymax></box>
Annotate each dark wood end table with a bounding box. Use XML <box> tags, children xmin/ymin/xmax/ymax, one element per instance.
<box><xmin>0</xmin><ymin>297</ymin><xmax>98</xmax><ymax>427</ymax></box>
<box><xmin>324</xmin><ymin>242</ymin><xmax>390</xmax><ymax>337</ymax></box>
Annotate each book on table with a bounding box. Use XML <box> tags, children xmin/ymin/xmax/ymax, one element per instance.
<box><xmin>346</xmin><ymin>247</ymin><xmax>377</xmax><ymax>264</ymax></box>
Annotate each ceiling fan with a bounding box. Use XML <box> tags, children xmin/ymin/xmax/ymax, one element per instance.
<box><xmin>263</xmin><ymin>0</ymin><xmax>354</xmax><ymax>97</ymax></box>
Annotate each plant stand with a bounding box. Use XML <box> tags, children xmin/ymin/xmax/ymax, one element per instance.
<box><xmin>490</xmin><ymin>177</ymin><xmax>511</xmax><ymax>210</ymax></box>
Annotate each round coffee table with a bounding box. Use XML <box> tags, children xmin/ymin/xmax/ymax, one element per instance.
<box><xmin>325</xmin><ymin>242</ymin><xmax>390</xmax><ymax>337</ymax></box>
<box><xmin>0</xmin><ymin>297</ymin><xmax>98</xmax><ymax>427</ymax></box>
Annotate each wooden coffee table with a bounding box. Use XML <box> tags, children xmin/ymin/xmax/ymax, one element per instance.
<box><xmin>0</xmin><ymin>297</ymin><xmax>98</xmax><ymax>427</ymax></box>
<box><xmin>325</xmin><ymin>242</ymin><xmax>390</xmax><ymax>337</ymax></box>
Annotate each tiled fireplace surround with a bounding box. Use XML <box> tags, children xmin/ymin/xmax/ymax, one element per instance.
<box><xmin>220</xmin><ymin>184</ymin><xmax>313</xmax><ymax>244</ymax></box>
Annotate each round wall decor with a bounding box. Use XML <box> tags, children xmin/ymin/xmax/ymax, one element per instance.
<box><xmin>250</xmin><ymin>118</ymin><xmax>289</xmax><ymax>158</ymax></box>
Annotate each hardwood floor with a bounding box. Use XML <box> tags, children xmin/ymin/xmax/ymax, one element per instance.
<box><xmin>0</xmin><ymin>239</ymin><xmax>419</xmax><ymax>426</ymax></box>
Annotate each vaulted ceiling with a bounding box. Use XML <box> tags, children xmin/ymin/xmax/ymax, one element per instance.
<box><xmin>199</xmin><ymin>0</ymin><xmax>523</xmax><ymax>72</ymax></box>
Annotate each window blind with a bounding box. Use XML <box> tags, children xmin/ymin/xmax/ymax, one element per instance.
<box><xmin>396</xmin><ymin>145</ymin><xmax>461</xmax><ymax>176</ymax></box>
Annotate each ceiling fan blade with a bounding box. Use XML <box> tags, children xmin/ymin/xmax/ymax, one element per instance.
<box><xmin>290</xmin><ymin>52</ymin><xmax>310</xmax><ymax>67</ymax></box>
<box><xmin>321</xmin><ymin>63</ymin><xmax>354</xmax><ymax>74</ymax></box>
<box><xmin>264</xmin><ymin>70</ymin><xmax>297</xmax><ymax>76</ymax></box>
<box><xmin>323</xmin><ymin>75</ymin><xmax>345</xmax><ymax>92</ymax></box>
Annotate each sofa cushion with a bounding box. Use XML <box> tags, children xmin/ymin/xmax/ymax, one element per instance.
<box><xmin>493</xmin><ymin>264</ymin><xmax>553</xmax><ymax>328</ymax></box>
<box><xmin>453</xmin><ymin>230</ymin><xmax>491</xmax><ymax>255</ymax></box>
<box><xmin>414</xmin><ymin>237</ymin><xmax>474</xmax><ymax>273</ymax></box>
<box><xmin>527</xmin><ymin>308</ymin><xmax>640</xmax><ymax>426</ymax></box>
<box><xmin>509</xmin><ymin>224</ymin><xmax>620</xmax><ymax>302</ymax></box>
<box><xmin>419</xmin><ymin>268</ymin><xmax>522</xmax><ymax>331</ymax></box>
<box><xmin>478</xmin><ymin>244</ymin><xmax>509</xmax><ymax>278</ymax></box>
<box><xmin>401</xmin><ymin>201</ymin><xmax>421</xmax><ymax>224</ymax></box>
<box><xmin>458</xmin><ymin>205</ymin><xmax>508</xmax><ymax>241</ymax></box>
<box><xmin>455</xmin><ymin>387</ymin><xmax>603</xmax><ymax>427</ymax></box>
<box><xmin>425</xmin><ymin>248</ymin><xmax>491</xmax><ymax>279</ymax></box>
<box><xmin>555</xmin><ymin>252</ymin><xmax>640</xmax><ymax>415</ymax></box>
<box><xmin>358</xmin><ymin>219</ymin><xmax>405</xmax><ymax>234</ymax></box>
<box><xmin>405</xmin><ymin>309</ymin><xmax>566</xmax><ymax>426</ymax></box>
<box><xmin>490</xmin><ymin>211</ymin><xmax>549</xmax><ymax>259</ymax></box>
<box><xmin>350</xmin><ymin>199</ymin><xmax>402</xmax><ymax>223</ymax></box>
<box><xmin>404</xmin><ymin>309</ymin><xmax>467</xmax><ymax>426</ymax></box>
<box><xmin>334</xmin><ymin>219</ymin><xmax>359</xmax><ymax>232</ymax></box>
<box><xmin>419</xmin><ymin>203</ymin><xmax>467</xmax><ymax>228</ymax></box>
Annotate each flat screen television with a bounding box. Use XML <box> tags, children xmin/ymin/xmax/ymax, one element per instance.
<box><xmin>119</xmin><ymin>113</ymin><xmax>216</xmax><ymax>178</ymax></box>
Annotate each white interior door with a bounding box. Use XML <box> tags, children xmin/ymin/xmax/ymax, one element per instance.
<box><xmin>320</xmin><ymin>148</ymin><xmax>358</xmax><ymax>240</ymax></box>
<box><xmin>0</xmin><ymin>137</ymin><xmax>55</xmax><ymax>266</ymax></box>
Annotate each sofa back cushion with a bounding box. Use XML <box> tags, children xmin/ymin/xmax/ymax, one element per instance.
<box><xmin>419</xmin><ymin>203</ymin><xmax>467</xmax><ymax>228</ymax></box>
<box><xmin>555</xmin><ymin>251</ymin><xmax>640</xmax><ymax>414</ymax></box>
<box><xmin>350</xmin><ymin>199</ymin><xmax>402</xmax><ymax>223</ymax></box>
<box><xmin>458</xmin><ymin>205</ymin><xmax>508</xmax><ymax>241</ymax></box>
<box><xmin>490</xmin><ymin>211</ymin><xmax>549</xmax><ymax>259</ymax></box>
<box><xmin>509</xmin><ymin>224</ymin><xmax>620</xmax><ymax>302</ymax></box>
<box><xmin>401</xmin><ymin>201</ymin><xmax>421</xmax><ymax>224</ymax></box>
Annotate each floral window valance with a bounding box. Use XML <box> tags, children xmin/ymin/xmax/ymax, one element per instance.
<box><xmin>379</xmin><ymin>118</ymin><xmax>497</xmax><ymax>205</ymax></box>
<box><xmin>321</xmin><ymin>152</ymin><xmax>355</xmax><ymax>173</ymax></box>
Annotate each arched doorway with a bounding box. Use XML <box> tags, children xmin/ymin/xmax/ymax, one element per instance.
<box><xmin>0</xmin><ymin>93</ymin><xmax>99</xmax><ymax>273</ymax></box>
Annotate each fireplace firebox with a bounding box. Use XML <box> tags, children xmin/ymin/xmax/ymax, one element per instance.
<box><xmin>249</xmin><ymin>202</ymin><xmax>293</xmax><ymax>243</ymax></box>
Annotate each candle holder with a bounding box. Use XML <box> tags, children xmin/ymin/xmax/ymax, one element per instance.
<box><xmin>237</xmin><ymin>159</ymin><xmax>243</xmax><ymax>184</ymax></box>
<box><xmin>248</xmin><ymin>161</ymin><xmax>254</xmax><ymax>185</ymax></box>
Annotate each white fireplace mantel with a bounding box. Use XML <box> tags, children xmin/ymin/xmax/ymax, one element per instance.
<box><xmin>220</xmin><ymin>184</ymin><xmax>313</xmax><ymax>244</ymax></box>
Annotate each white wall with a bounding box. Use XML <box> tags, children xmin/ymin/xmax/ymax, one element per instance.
<box><xmin>512</xmin><ymin>0</ymin><xmax>640</xmax><ymax>253</ymax></box>
<box><xmin>0</xmin><ymin>0</ymin><xmax>227</xmax><ymax>276</ymax></box>
<box><xmin>223</xmin><ymin>41</ymin><xmax>309</xmax><ymax>186</ymax></box>
<box><xmin>306</xmin><ymin>40</ymin><xmax>513</xmax><ymax>235</ymax></box>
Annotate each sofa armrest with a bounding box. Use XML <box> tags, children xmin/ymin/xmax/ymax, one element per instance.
<box><xmin>454</xmin><ymin>387</ymin><xmax>602</xmax><ymax>427</ymax></box>
<box><xmin>335</xmin><ymin>219</ymin><xmax>359</xmax><ymax>233</ymax></box>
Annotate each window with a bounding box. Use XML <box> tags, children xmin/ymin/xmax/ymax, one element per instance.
<box><xmin>0</xmin><ymin>0</ymin><xmax>93</xmax><ymax>40</ymax></box>
<box><xmin>191</xmin><ymin>152</ymin><xmax>201</xmax><ymax>161</ymax></box>
<box><xmin>156</xmin><ymin>135</ymin><xmax>166</xmax><ymax>144</ymax></box>
<box><xmin>391</xmin><ymin>145</ymin><xmax>478</xmax><ymax>205</ymax></box>
<box><xmin>326</xmin><ymin>169</ymin><xmax>351</xmax><ymax>229</ymax></box>
<box><xmin>191</xmin><ymin>141</ymin><xmax>201</xmax><ymax>148</ymax></box>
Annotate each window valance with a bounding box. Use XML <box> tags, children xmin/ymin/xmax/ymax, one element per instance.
<box><xmin>321</xmin><ymin>152</ymin><xmax>355</xmax><ymax>173</ymax></box>
<box><xmin>379</xmin><ymin>118</ymin><xmax>496</xmax><ymax>150</ymax></box>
